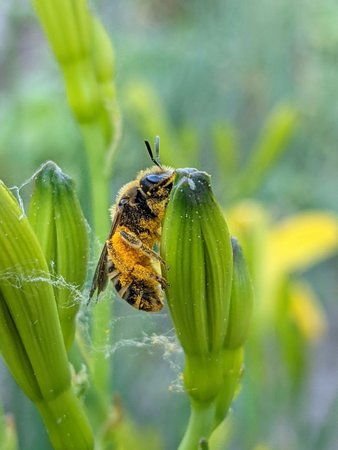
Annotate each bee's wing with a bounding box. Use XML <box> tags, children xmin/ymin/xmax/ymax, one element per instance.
<box><xmin>88</xmin><ymin>242</ymin><xmax>109</xmax><ymax>302</ymax></box>
<box><xmin>88</xmin><ymin>207</ymin><xmax>123</xmax><ymax>304</ymax></box>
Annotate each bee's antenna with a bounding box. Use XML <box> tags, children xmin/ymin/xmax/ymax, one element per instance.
<box><xmin>144</xmin><ymin>137</ymin><xmax>163</xmax><ymax>169</ymax></box>
<box><xmin>155</xmin><ymin>135</ymin><xmax>160</xmax><ymax>161</ymax></box>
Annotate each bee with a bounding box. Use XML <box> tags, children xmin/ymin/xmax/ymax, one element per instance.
<box><xmin>89</xmin><ymin>137</ymin><xmax>175</xmax><ymax>312</ymax></box>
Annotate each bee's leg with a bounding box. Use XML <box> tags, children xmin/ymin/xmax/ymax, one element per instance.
<box><xmin>114</xmin><ymin>278</ymin><xmax>132</xmax><ymax>300</ymax></box>
<box><xmin>153</xmin><ymin>273</ymin><xmax>169</xmax><ymax>290</ymax></box>
<box><xmin>119</xmin><ymin>230</ymin><xmax>169</xmax><ymax>270</ymax></box>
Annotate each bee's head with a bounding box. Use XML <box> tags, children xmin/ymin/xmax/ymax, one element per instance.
<box><xmin>139</xmin><ymin>136</ymin><xmax>175</xmax><ymax>205</ymax></box>
<box><xmin>139</xmin><ymin>170</ymin><xmax>175</xmax><ymax>199</ymax></box>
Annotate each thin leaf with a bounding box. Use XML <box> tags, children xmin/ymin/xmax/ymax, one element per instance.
<box><xmin>234</xmin><ymin>103</ymin><xmax>298</xmax><ymax>197</ymax></box>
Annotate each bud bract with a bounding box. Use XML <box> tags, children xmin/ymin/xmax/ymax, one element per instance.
<box><xmin>162</xmin><ymin>170</ymin><xmax>254</xmax><ymax>448</ymax></box>
<box><xmin>213</xmin><ymin>238</ymin><xmax>253</xmax><ymax>426</ymax></box>
<box><xmin>28</xmin><ymin>161</ymin><xmax>89</xmax><ymax>349</ymax></box>
<box><xmin>224</xmin><ymin>238</ymin><xmax>253</xmax><ymax>349</ymax></box>
<box><xmin>161</xmin><ymin>168</ymin><xmax>233</xmax><ymax>403</ymax></box>
<box><xmin>0</xmin><ymin>179</ymin><xmax>93</xmax><ymax>449</ymax></box>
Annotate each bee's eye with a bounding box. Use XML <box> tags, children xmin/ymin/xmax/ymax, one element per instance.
<box><xmin>140</xmin><ymin>173</ymin><xmax>166</xmax><ymax>193</ymax></box>
<box><xmin>146</xmin><ymin>174</ymin><xmax>163</xmax><ymax>184</ymax></box>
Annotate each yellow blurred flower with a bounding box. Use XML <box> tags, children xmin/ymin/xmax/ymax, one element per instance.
<box><xmin>227</xmin><ymin>201</ymin><xmax>338</xmax><ymax>341</ymax></box>
<box><xmin>268</xmin><ymin>212</ymin><xmax>338</xmax><ymax>273</ymax></box>
<box><xmin>252</xmin><ymin>445</ymin><xmax>272</xmax><ymax>450</ymax></box>
<box><xmin>288</xmin><ymin>281</ymin><xmax>327</xmax><ymax>341</ymax></box>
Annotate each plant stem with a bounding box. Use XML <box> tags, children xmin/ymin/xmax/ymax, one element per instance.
<box><xmin>37</xmin><ymin>388</ymin><xmax>94</xmax><ymax>450</ymax></box>
<box><xmin>80</xmin><ymin>122</ymin><xmax>110</xmax><ymax>241</ymax></box>
<box><xmin>80</xmin><ymin>121</ymin><xmax>112</xmax><ymax>400</ymax></box>
<box><xmin>178</xmin><ymin>400</ymin><xmax>215</xmax><ymax>450</ymax></box>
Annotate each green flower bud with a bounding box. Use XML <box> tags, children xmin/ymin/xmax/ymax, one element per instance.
<box><xmin>62</xmin><ymin>61</ymin><xmax>102</xmax><ymax>122</ymax></box>
<box><xmin>32</xmin><ymin>0</ymin><xmax>91</xmax><ymax>64</ymax></box>
<box><xmin>0</xmin><ymin>291</ymin><xmax>42</xmax><ymax>402</ymax></box>
<box><xmin>33</xmin><ymin>0</ymin><xmax>105</xmax><ymax>122</ymax></box>
<box><xmin>161</xmin><ymin>168</ymin><xmax>233</xmax><ymax>403</ymax></box>
<box><xmin>0</xmin><ymin>180</ymin><xmax>93</xmax><ymax>450</ymax></box>
<box><xmin>213</xmin><ymin>239</ymin><xmax>253</xmax><ymax>427</ymax></box>
<box><xmin>91</xmin><ymin>16</ymin><xmax>115</xmax><ymax>88</ymax></box>
<box><xmin>28</xmin><ymin>161</ymin><xmax>89</xmax><ymax>349</ymax></box>
<box><xmin>0</xmin><ymin>181</ymin><xmax>70</xmax><ymax>396</ymax></box>
<box><xmin>224</xmin><ymin>238</ymin><xmax>253</xmax><ymax>349</ymax></box>
<box><xmin>90</xmin><ymin>15</ymin><xmax>118</xmax><ymax>144</ymax></box>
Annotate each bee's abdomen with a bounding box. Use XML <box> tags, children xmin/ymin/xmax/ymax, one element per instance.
<box><xmin>113</xmin><ymin>278</ymin><xmax>163</xmax><ymax>312</ymax></box>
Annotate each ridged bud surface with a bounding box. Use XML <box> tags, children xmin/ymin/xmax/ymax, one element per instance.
<box><xmin>161</xmin><ymin>168</ymin><xmax>233</xmax><ymax>402</ymax></box>
<box><xmin>28</xmin><ymin>161</ymin><xmax>89</xmax><ymax>349</ymax></box>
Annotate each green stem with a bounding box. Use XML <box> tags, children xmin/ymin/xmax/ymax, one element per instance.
<box><xmin>37</xmin><ymin>388</ymin><xmax>94</xmax><ymax>450</ymax></box>
<box><xmin>80</xmin><ymin>122</ymin><xmax>110</xmax><ymax>241</ymax></box>
<box><xmin>80</xmin><ymin>121</ymin><xmax>112</xmax><ymax>401</ymax></box>
<box><xmin>178</xmin><ymin>400</ymin><xmax>215</xmax><ymax>450</ymax></box>
<box><xmin>73</xmin><ymin>332</ymin><xmax>110</xmax><ymax>429</ymax></box>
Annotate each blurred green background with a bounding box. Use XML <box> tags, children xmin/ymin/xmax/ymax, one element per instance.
<box><xmin>0</xmin><ymin>0</ymin><xmax>337</xmax><ymax>449</ymax></box>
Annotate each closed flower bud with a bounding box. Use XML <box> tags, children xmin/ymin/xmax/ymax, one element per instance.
<box><xmin>0</xmin><ymin>290</ymin><xmax>42</xmax><ymax>403</ymax></box>
<box><xmin>62</xmin><ymin>61</ymin><xmax>102</xmax><ymax>122</ymax></box>
<box><xmin>32</xmin><ymin>0</ymin><xmax>91</xmax><ymax>64</ymax></box>
<box><xmin>91</xmin><ymin>15</ymin><xmax>118</xmax><ymax>144</ymax></box>
<box><xmin>161</xmin><ymin>168</ymin><xmax>233</xmax><ymax>403</ymax></box>
<box><xmin>213</xmin><ymin>239</ymin><xmax>253</xmax><ymax>427</ymax></box>
<box><xmin>28</xmin><ymin>161</ymin><xmax>89</xmax><ymax>349</ymax></box>
<box><xmin>0</xmin><ymin>180</ymin><xmax>93</xmax><ymax>450</ymax></box>
<box><xmin>162</xmin><ymin>170</ymin><xmax>255</xmax><ymax>449</ymax></box>
<box><xmin>33</xmin><ymin>0</ymin><xmax>105</xmax><ymax>122</ymax></box>
<box><xmin>91</xmin><ymin>16</ymin><xmax>115</xmax><ymax>88</ymax></box>
<box><xmin>224</xmin><ymin>238</ymin><xmax>253</xmax><ymax>349</ymax></box>
<box><xmin>0</xmin><ymin>180</ymin><xmax>70</xmax><ymax>397</ymax></box>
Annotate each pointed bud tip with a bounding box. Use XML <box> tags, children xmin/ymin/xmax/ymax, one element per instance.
<box><xmin>172</xmin><ymin>168</ymin><xmax>213</xmax><ymax>206</ymax></box>
<box><xmin>175</xmin><ymin>168</ymin><xmax>211</xmax><ymax>188</ymax></box>
<box><xmin>34</xmin><ymin>161</ymin><xmax>72</xmax><ymax>190</ymax></box>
